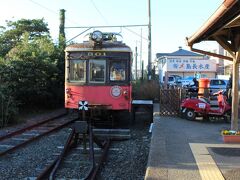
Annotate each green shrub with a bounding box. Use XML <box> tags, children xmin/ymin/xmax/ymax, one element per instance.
<box><xmin>0</xmin><ymin>84</ymin><xmax>19</xmax><ymax>127</ymax></box>
<box><xmin>132</xmin><ymin>80</ymin><xmax>159</xmax><ymax>101</ymax></box>
<box><xmin>0</xmin><ymin>19</ymin><xmax>64</xmax><ymax>126</ymax></box>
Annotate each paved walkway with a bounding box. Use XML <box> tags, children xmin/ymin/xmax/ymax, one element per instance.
<box><xmin>145</xmin><ymin>104</ymin><xmax>240</xmax><ymax>180</ymax></box>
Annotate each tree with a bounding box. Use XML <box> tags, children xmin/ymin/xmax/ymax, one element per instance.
<box><xmin>0</xmin><ymin>18</ymin><xmax>65</xmax><ymax>126</ymax></box>
<box><xmin>0</xmin><ymin>18</ymin><xmax>49</xmax><ymax>58</ymax></box>
<box><xmin>5</xmin><ymin>33</ymin><xmax>59</xmax><ymax>107</ymax></box>
<box><xmin>0</xmin><ymin>60</ymin><xmax>18</xmax><ymax>127</ymax></box>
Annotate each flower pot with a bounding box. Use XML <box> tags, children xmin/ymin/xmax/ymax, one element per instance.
<box><xmin>222</xmin><ymin>135</ymin><xmax>240</xmax><ymax>143</ymax></box>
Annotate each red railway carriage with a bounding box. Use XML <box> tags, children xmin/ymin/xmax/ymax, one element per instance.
<box><xmin>65</xmin><ymin>31</ymin><xmax>132</xmax><ymax>120</ymax></box>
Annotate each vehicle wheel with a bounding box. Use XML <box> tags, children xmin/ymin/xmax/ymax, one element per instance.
<box><xmin>185</xmin><ymin>109</ymin><xmax>196</xmax><ymax>121</ymax></box>
<box><xmin>224</xmin><ymin>110</ymin><xmax>231</xmax><ymax>123</ymax></box>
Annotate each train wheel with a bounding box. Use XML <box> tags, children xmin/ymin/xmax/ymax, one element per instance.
<box><xmin>112</xmin><ymin>110</ymin><xmax>131</xmax><ymax>128</ymax></box>
<box><xmin>130</xmin><ymin>110</ymin><xmax>134</xmax><ymax>125</ymax></box>
<box><xmin>185</xmin><ymin>109</ymin><xmax>196</xmax><ymax>121</ymax></box>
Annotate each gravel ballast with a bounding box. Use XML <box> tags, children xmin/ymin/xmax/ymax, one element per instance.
<box><xmin>0</xmin><ymin>112</ymin><xmax>151</xmax><ymax>179</ymax></box>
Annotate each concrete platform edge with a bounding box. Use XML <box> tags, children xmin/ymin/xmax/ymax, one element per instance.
<box><xmin>145</xmin><ymin>104</ymin><xmax>168</xmax><ymax>180</ymax></box>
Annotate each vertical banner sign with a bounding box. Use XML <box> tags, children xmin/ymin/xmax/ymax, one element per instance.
<box><xmin>79</xmin><ymin>101</ymin><xmax>89</xmax><ymax>111</ymax></box>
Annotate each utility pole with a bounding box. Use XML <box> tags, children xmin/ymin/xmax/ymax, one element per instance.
<box><xmin>58</xmin><ymin>9</ymin><xmax>66</xmax><ymax>86</ymax></box>
<box><xmin>140</xmin><ymin>28</ymin><xmax>143</xmax><ymax>78</ymax></box>
<box><xmin>141</xmin><ymin>60</ymin><xmax>144</xmax><ymax>82</ymax></box>
<box><xmin>135</xmin><ymin>46</ymin><xmax>138</xmax><ymax>80</ymax></box>
<box><xmin>59</xmin><ymin>9</ymin><xmax>66</xmax><ymax>49</ymax></box>
<box><xmin>148</xmin><ymin>0</ymin><xmax>152</xmax><ymax>80</ymax></box>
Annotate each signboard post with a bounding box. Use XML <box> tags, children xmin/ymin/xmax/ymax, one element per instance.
<box><xmin>78</xmin><ymin>100</ymin><xmax>89</xmax><ymax>152</ymax></box>
<box><xmin>78</xmin><ymin>100</ymin><xmax>89</xmax><ymax>122</ymax></box>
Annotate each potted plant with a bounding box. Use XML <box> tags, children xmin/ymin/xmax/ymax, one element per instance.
<box><xmin>221</xmin><ymin>130</ymin><xmax>240</xmax><ymax>143</ymax></box>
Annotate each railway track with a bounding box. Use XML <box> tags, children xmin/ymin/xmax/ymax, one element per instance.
<box><xmin>35</xmin><ymin>120</ymin><xmax>131</xmax><ymax>179</ymax></box>
<box><xmin>0</xmin><ymin>112</ymin><xmax>151</xmax><ymax>180</ymax></box>
<box><xmin>0</xmin><ymin>110</ymin><xmax>132</xmax><ymax>179</ymax></box>
<box><xmin>0</xmin><ymin>112</ymin><xmax>78</xmax><ymax>157</ymax></box>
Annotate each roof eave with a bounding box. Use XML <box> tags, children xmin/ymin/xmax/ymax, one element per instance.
<box><xmin>186</xmin><ymin>0</ymin><xmax>239</xmax><ymax>47</ymax></box>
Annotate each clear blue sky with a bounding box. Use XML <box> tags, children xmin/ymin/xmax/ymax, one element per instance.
<box><xmin>0</xmin><ymin>0</ymin><xmax>223</xmax><ymax>65</ymax></box>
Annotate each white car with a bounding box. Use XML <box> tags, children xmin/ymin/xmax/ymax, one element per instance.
<box><xmin>163</xmin><ymin>75</ymin><xmax>182</xmax><ymax>87</ymax></box>
<box><xmin>178</xmin><ymin>77</ymin><xmax>195</xmax><ymax>87</ymax></box>
<box><xmin>209</xmin><ymin>78</ymin><xmax>228</xmax><ymax>94</ymax></box>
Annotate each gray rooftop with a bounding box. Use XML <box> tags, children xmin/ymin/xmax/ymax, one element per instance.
<box><xmin>156</xmin><ymin>47</ymin><xmax>205</xmax><ymax>58</ymax></box>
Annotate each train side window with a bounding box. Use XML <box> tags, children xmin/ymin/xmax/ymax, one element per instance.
<box><xmin>69</xmin><ymin>60</ymin><xmax>86</xmax><ymax>82</ymax></box>
<box><xmin>110</xmin><ymin>61</ymin><xmax>126</xmax><ymax>81</ymax></box>
<box><xmin>89</xmin><ymin>60</ymin><xmax>106</xmax><ymax>83</ymax></box>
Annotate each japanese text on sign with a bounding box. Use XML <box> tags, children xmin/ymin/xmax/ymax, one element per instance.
<box><xmin>167</xmin><ymin>58</ymin><xmax>215</xmax><ymax>72</ymax></box>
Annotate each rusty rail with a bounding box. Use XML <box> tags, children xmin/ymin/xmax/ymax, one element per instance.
<box><xmin>0</xmin><ymin>111</ymin><xmax>67</xmax><ymax>141</ymax></box>
<box><xmin>85</xmin><ymin>139</ymin><xmax>110</xmax><ymax>180</ymax></box>
<box><xmin>0</xmin><ymin>116</ymin><xmax>78</xmax><ymax>157</ymax></box>
<box><xmin>49</xmin><ymin>128</ymin><xmax>76</xmax><ymax>179</ymax></box>
<box><xmin>37</xmin><ymin>128</ymin><xmax>76</xmax><ymax>180</ymax></box>
<box><xmin>83</xmin><ymin>123</ymin><xmax>111</xmax><ymax>180</ymax></box>
<box><xmin>37</xmin><ymin>123</ymin><xmax>111</xmax><ymax>180</ymax></box>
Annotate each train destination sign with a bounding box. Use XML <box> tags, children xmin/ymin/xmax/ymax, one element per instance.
<box><xmin>68</xmin><ymin>51</ymin><xmax>129</xmax><ymax>60</ymax></box>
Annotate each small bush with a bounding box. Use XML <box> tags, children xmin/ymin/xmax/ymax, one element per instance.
<box><xmin>132</xmin><ymin>80</ymin><xmax>159</xmax><ymax>101</ymax></box>
<box><xmin>0</xmin><ymin>85</ymin><xmax>19</xmax><ymax>127</ymax></box>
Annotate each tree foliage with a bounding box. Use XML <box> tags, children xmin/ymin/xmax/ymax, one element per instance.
<box><xmin>0</xmin><ymin>18</ymin><xmax>49</xmax><ymax>58</ymax></box>
<box><xmin>0</xmin><ymin>19</ymin><xmax>64</xmax><ymax>127</ymax></box>
<box><xmin>0</xmin><ymin>61</ymin><xmax>18</xmax><ymax>127</ymax></box>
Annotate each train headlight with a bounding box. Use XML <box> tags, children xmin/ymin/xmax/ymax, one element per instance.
<box><xmin>110</xmin><ymin>86</ymin><xmax>122</xmax><ymax>98</ymax></box>
<box><xmin>66</xmin><ymin>88</ymin><xmax>72</xmax><ymax>98</ymax></box>
<box><xmin>91</xmin><ymin>30</ymin><xmax>103</xmax><ymax>42</ymax></box>
<box><xmin>123</xmin><ymin>90</ymin><xmax>129</xmax><ymax>99</ymax></box>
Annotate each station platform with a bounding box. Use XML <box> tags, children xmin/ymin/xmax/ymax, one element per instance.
<box><xmin>145</xmin><ymin>103</ymin><xmax>240</xmax><ymax>180</ymax></box>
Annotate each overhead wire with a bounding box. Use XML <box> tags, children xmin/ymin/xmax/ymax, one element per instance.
<box><xmin>88</xmin><ymin>0</ymin><xmax>147</xmax><ymax>41</ymax></box>
<box><xmin>28</xmin><ymin>0</ymin><xmax>80</xmax><ymax>26</ymax></box>
<box><xmin>28</xmin><ymin>0</ymin><xmax>148</xmax><ymax>43</ymax></box>
<box><xmin>90</xmin><ymin>0</ymin><xmax>109</xmax><ymax>25</ymax></box>
<box><xmin>28</xmin><ymin>0</ymin><xmax>58</xmax><ymax>15</ymax></box>
<box><xmin>66</xmin><ymin>27</ymin><xmax>92</xmax><ymax>44</ymax></box>
<box><xmin>28</xmin><ymin>0</ymin><xmax>90</xmax><ymax>42</ymax></box>
<box><xmin>123</xmin><ymin>27</ymin><xmax>148</xmax><ymax>41</ymax></box>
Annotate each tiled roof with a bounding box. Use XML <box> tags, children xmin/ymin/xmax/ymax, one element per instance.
<box><xmin>156</xmin><ymin>48</ymin><xmax>205</xmax><ymax>58</ymax></box>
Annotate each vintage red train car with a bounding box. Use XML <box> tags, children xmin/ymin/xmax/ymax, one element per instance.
<box><xmin>65</xmin><ymin>30</ymin><xmax>132</xmax><ymax>123</ymax></box>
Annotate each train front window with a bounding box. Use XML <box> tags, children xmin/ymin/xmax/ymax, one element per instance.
<box><xmin>89</xmin><ymin>60</ymin><xmax>106</xmax><ymax>83</ymax></box>
<box><xmin>110</xmin><ymin>61</ymin><xmax>126</xmax><ymax>81</ymax></box>
<box><xmin>69</xmin><ymin>60</ymin><xmax>86</xmax><ymax>82</ymax></box>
